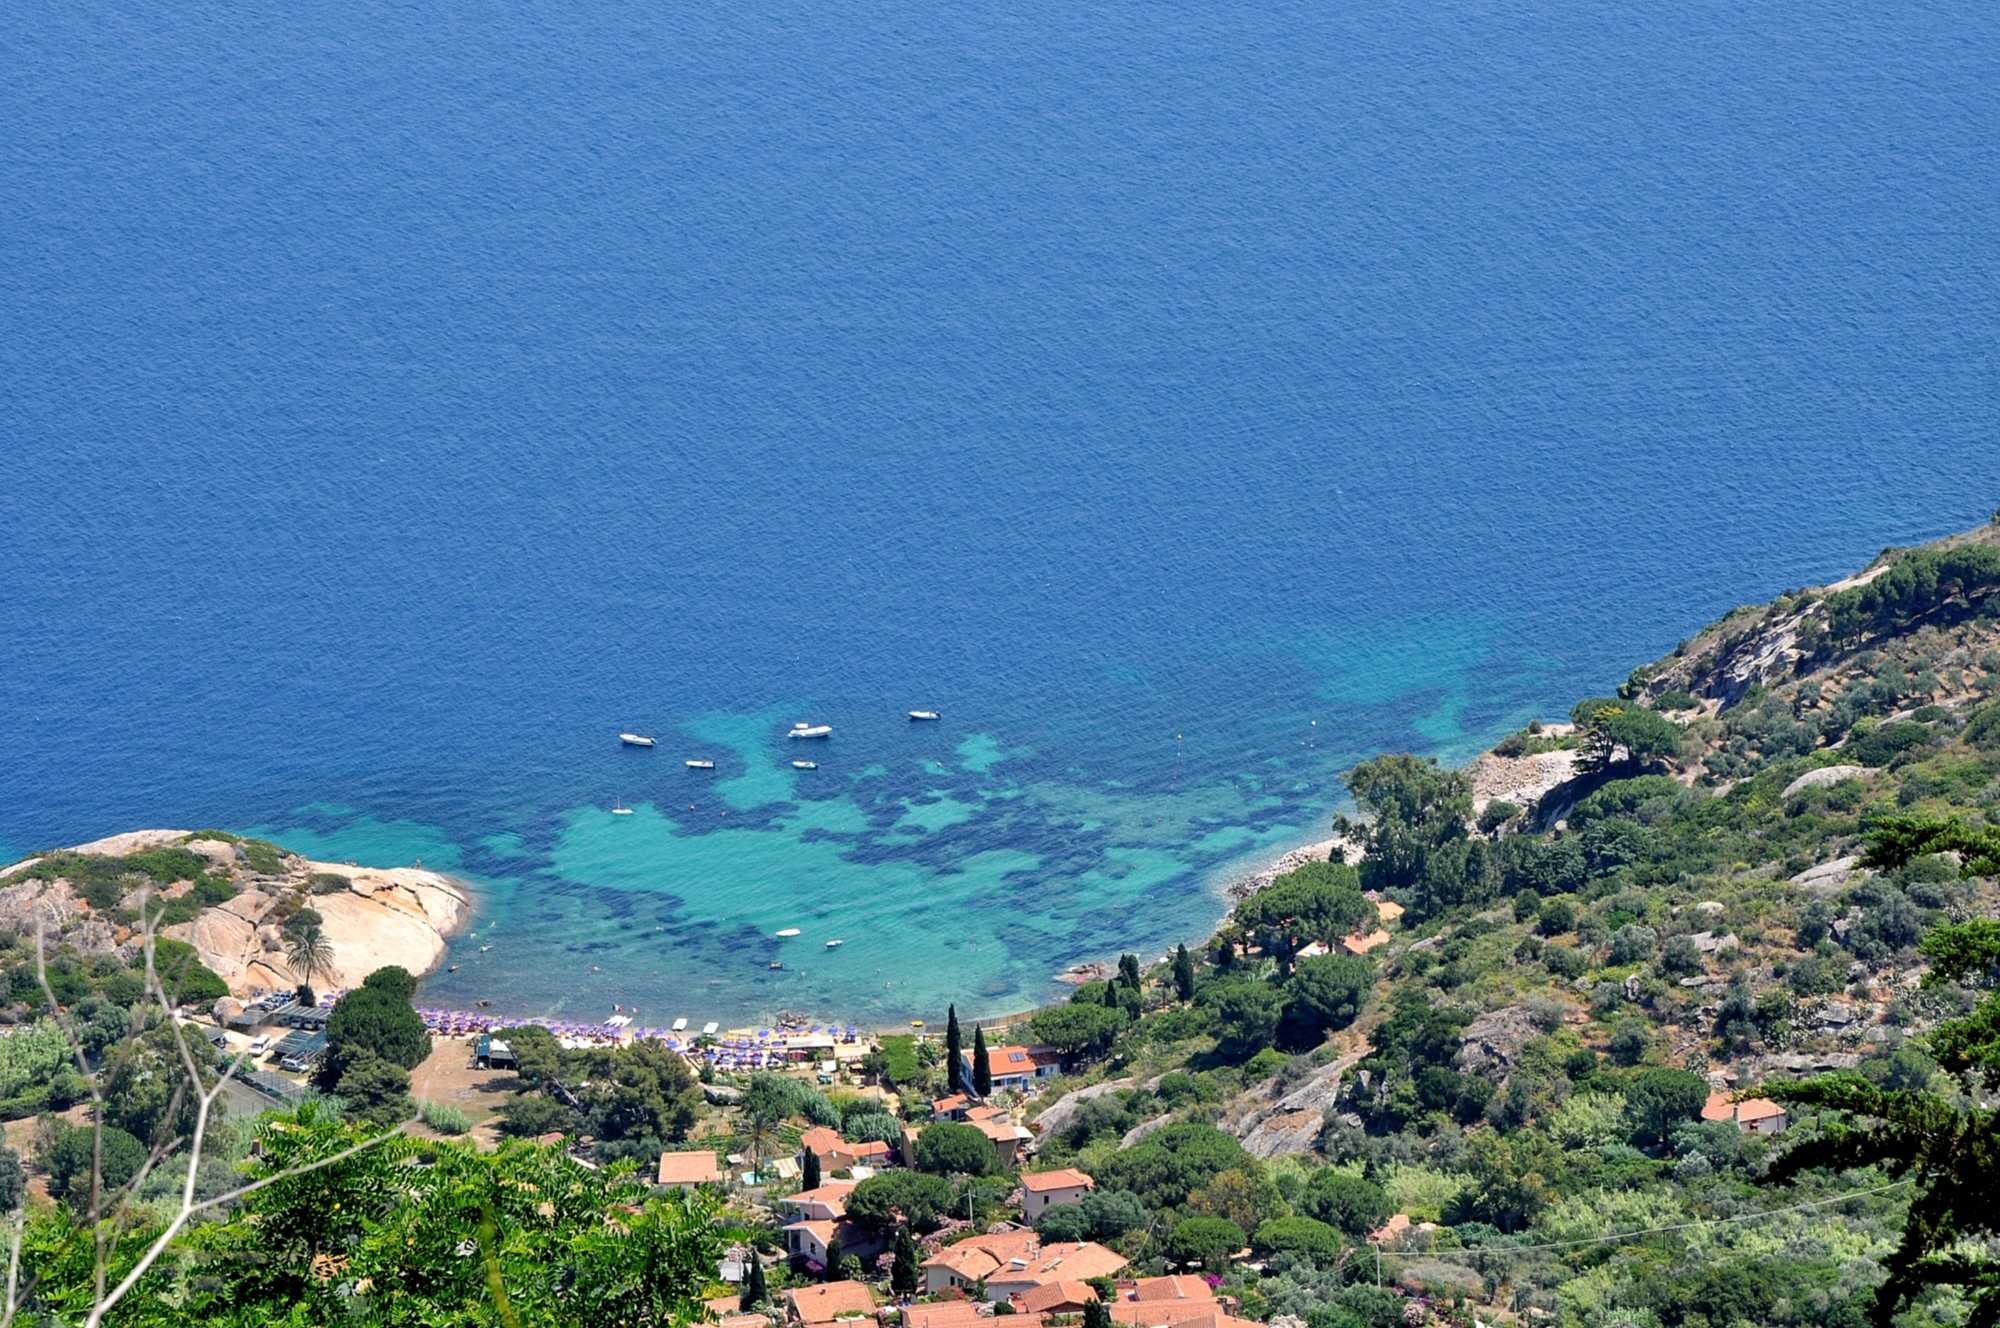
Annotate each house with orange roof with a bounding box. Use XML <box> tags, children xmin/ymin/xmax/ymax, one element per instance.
<box><xmin>920</xmin><ymin>1229</ymin><xmax>1045</xmax><ymax>1295</ymax></box>
<box><xmin>800</xmin><ymin>1128</ymin><xmax>896</xmax><ymax>1175</ymax></box>
<box><xmin>898</xmin><ymin>1302</ymin><xmax>992</xmax><ymax>1328</ymax></box>
<box><xmin>1017</xmin><ymin>1281</ymin><xmax>1101</xmax><ymax>1316</ymax></box>
<box><xmin>1110</xmin><ymin>1306</ymin><xmax>1260</xmax><ymax>1328</ymax></box>
<box><xmin>1700</xmin><ymin>1091</ymin><xmax>1788</xmax><ymax>1134</ymax></box>
<box><xmin>959</xmin><ymin>1044</ymin><xmax>1061</xmax><ymax>1096</ymax></box>
<box><xmin>1127</xmin><ymin>1276</ymin><xmax>1214</xmax><ymax>1304</ymax></box>
<box><xmin>778</xmin><ymin>1182</ymin><xmax>858</xmax><ymax>1222</ymax></box>
<box><xmin>657</xmin><ymin>1150</ymin><xmax>724</xmax><ymax>1189</ymax></box>
<box><xmin>972</xmin><ymin>1118</ymin><xmax>1036</xmax><ymax>1167</ymax></box>
<box><xmin>800</xmin><ymin>1127</ymin><xmax>845</xmax><ymax>1165</ymax></box>
<box><xmin>1340</xmin><ymin>930</ymin><xmax>1392</xmax><ymax>956</ymax></box>
<box><xmin>983</xmin><ymin>1241</ymin><xmax>1128</xmax><ymax>1303</ymax></box>
<box><xmin>783</xmin><ymin>1217</ymin><xmax>888</xmax><ymax>1269</ymax></box>
<box><xmin>784</xmin><ymin>1281</ymin><xmax>878</xmax><ymax>1324</ymax></box>
<box><xmin>932</xmin><ymin>1093</ymin><xmax>974</xmax><ymax>1120</ymax></box>
<box><xmin>1019</xmin><ymin>1168</ymin><xmax>1095</xmax><ymax>1221</ymax></box>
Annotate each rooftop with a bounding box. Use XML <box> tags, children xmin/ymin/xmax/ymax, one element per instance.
<box><xmin>786</xmin><ymin>1282</ymin><xmax>878</xmax><ymax>1323</ymax></box>
<box><xmin>656</xmin><ymin>1151</ymin><xmax>722</xmax><ymax>1186</ymax></box>
<box><xmin>1021</xmin><ymin>1169</ymin><xmax>1095</xmax><ymax>1193</ymax></box>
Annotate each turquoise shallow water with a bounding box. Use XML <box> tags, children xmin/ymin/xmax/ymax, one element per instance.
<box><xmin>4</xmin><ymin>0</ymin><xmax>1997</xmax><ymax>1022</ymax></box>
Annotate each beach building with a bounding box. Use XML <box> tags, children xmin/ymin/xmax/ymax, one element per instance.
<box><xmin>1019</xmin><ymin>1168</ymin><xmax>1095</xmax><ymax>1221</ymax></box>
<box><xmin>785</xmin><ymin>1282</ymin><xmax>878</xmax><ymax>1325</ymax></box>
<box><xmin>959</xmin><ymin>1045</ymin><xmax>1061</xmax><ymax>1096</ymax></box>
<box><xmin>656</xmin><ymin>1150</ymin><xmax>723</xmax><ymax>1189</ymax></box>
<box><xmin>1701</xmin><ymin>1091</ymin><xmax>1788</xmax><ymax>1134</ymax></box>
<box><xmin>778</xmin><ymin>1182</ymin><xmax>857</xmax><ymax>1221</ymax></box>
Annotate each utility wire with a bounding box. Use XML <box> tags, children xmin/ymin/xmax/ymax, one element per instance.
<box><xmin>1379</xmin><ymin>1177</ymin><xmax>1913</xmax><ymax>1261</ymax></box>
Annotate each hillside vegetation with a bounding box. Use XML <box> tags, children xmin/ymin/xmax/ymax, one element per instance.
<box><xmin>969</xmin><ymin>520</ymin><xmax>2000</xmax><ymax>1328</ymax></box>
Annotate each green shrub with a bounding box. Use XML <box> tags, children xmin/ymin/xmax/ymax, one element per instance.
<box><xmin>420</xmin><ymin>1099</ymin><xmax>473</xmax><ymax>1135</ymax></box>
<box><xmin>311</xmin><ymin>873</ymin><xmax>353</xmax><ymax>895</ymax></box>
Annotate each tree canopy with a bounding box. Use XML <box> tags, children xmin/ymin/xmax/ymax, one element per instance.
<box><xmin>913</xmin><ymin>1121</ymin><xmax>996</xmax><ymax>1176</ymax></box>
<box><xmin>1235</xmin><ymin>862</ymin><xmax>1374</xmax><ymax>969</ymax></box>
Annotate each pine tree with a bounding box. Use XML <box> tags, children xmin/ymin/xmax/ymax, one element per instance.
<box><xmin>892</xmin><ymin>1225</ymin><xmax>920</xmax><ymax>1297</ymax></box>
<box><xmin>803</xmin><ymin>1145</ymin><xmax>821</xmax><ymax>1191</ymax></box>
<box><xmin>944</xmin><ymin>1005</ymin><xmax>963</xmax><ymax>1095</ymax></box>
<box><xmin>823</xmin><ymin>1237</ymin><xmax>845</xmax><ymax>1282</ymax></box>
<box><xmin>741</xmin><ymin>1248</ymin><xmax>767</xmax><ymax>1312</ymax></box>
<box><xmin>1084</xmin><ymin>1295</ymin><xmax>1113</xmax><ymax>1328</ymax></box>
<box><xmin>972</xmin><ymin>1027</ymin><xmax>992</xmax><ymax>1097</ymax></box>
<box><xmin>1172</xmin><ymin>944</ymin><xmax>1196</xmax><ymax>1001</ymax></box>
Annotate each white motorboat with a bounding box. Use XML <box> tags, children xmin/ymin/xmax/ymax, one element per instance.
<box><xmin>788</xmin><ymin>724</ymin><xmax>832</xmax><ymax>739</ymax></box>
<box><xmin>620</xmin><ymin>733</ymin><xmax>657</xmax><ymax>747</ymax></box>
<box><xmin>775</xmin><ymin>928</ymin><xmax>801</xmax><ymax>937</ymax></box>
<box><xmin>909</xmin><ymin>711</ymin><xmax>940</xmax><ymax>721</ymax></box>
<box><xmin>825</xmin><ymin>939</ymin><xmax>844</xmax><ymax>949</ymax></box>
<box><xmin>793</xmin><ymin>760</ymin><xmax>818</xmax><ymax>770</ymax></box>
<box><xmin>686</xmin><ymin>759</ymin><xmax>716</xmax><ymax>769</ymax></box>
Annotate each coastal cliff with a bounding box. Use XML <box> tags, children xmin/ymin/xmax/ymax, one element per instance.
<box><xmin>0</xmin><ymin>829</ymin><xmax>469</xmax><ymax>999</ymax></box>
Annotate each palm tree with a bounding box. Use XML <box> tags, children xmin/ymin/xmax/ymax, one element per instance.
<box><xmin>284</xmin><ymin>921</ymin><xmax>335</xmax><ymax>994</ymax></box>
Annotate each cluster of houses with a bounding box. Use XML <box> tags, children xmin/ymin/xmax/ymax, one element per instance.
<box><xmin>761</xmin><ymin>1264</ymin><xmax>1262</xmax><ymax>1328</ymax></box>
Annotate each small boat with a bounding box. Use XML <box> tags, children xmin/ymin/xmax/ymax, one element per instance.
<box><xmin>479</xmin><ymin>945</ymin><xmax>492</xmax><ymax>953</ymax></box>
<box><xmin>769</xmin><ymin>962</ymin><xmax>784</xmax><ymax>970</ymax></box>
<box><xmin>448</xmin><ymin>964</ymin><xmax>460</xmax><ymax>972</ymax></box>
<box><xmin>702</xmin><ymin>1021</ymin><xmax>719</xmax><ymax>1034</ymax></box>
<box><xmin>612</xmin><ymin>803</ymin><xmax>634</xmax><ymax>815</ymax></box>
<box><xmin>775</xmin><ymin>928</ymin><xmax>801</xmax><ymax>937</ymax></box>
<box><xmin>476</xmin><ymin>999</ymin><xmax>493</xmax><ymax>1008</ymax></box>
<box><xmin>792</xmin><ymin>760</ymin><xmax>817</xmax><ymax>770</ymax></box>
<box><xmin>909</xmin><ymin>711</ymin><xmax>941</xmax><ymax>721</ymax></box>
<box><xmin>825</xmin><ymin>939</ymin><xmax>844</xmax><ymax>949</ymax></box>
<box><xmin>620</xmin><ymin>734</ymin><xmax>657</xmax><ymax>747</ymax></box>
<box><xmin>671</xmin><ymin>1017</ymin><xmax>688</xmax><ymax>1031</ymax></box>
<box><xmin>789</xmin><ymin>723</ymin><xmax>832</xmax><ymax>738</ymax></box>
<box><xmin>685</xmin><ymin>759</ymin><xmax>716</xmax><ymax>769</ymax></box>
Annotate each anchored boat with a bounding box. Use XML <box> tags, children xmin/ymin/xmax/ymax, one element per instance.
<box><xmin>909</xmin><ymin>711</ymin><xmax>940</xmax><ymax>721</ymax></box>
<box><xmin>788</xmin><ymin>723</ymin><xmax>832</xmax><ymax>739</ymax></box>
<box><xmin>685</xmin><ymin>759</ymin><xmax>716</xmax><ymax>769</ymax></box>
<box><xmin>620</xmin><ymin>733</ymin><xmax>656</xmax><ymax>747</ymax></box>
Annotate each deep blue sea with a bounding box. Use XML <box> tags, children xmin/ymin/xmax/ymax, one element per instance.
<box><xmin>3</xmin><ymin>0</ymin><xmax>1995</xmax><ymax>1027</ymax></box>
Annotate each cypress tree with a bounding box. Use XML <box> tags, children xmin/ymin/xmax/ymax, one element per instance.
<box><xmin>1084</xmin><ymin>1296</ymin><xmax>1113</xmax><ymax>1328</ymax></box>
<box><xmin>803</xmin><ymin>1146</ymin><xmax>821</xmax><ymax>1191</ymax></box>
<box><xmin>1172</xmin><ymin>944</ymin><xmax>1196</xmax><ymax>1001</ymax></box>
<box><xmin>972</xmin><ymin>1026</ymin><xmax>992</xmax><ymax>1097</ymax></box>
<box><xmin>1117</xmin><ymin>953</ymin><xmax>1142</xmax><ymax>991</ymax></box>
<box><xmin>892</xmin><ymin>1225</ymin><xmax>920</xmax><ymax>1296</ymax></box>
<box><xmin>944</xmin><ymin>1005</ymin><xmax>963</xmax><ymax>1095</ymax></box>
<box><xmin>741</xmin><ymin>1248</ymin><xmax>767</xmax><ymax>1312</ymax></box>
<box><xmin>823</xmin><ymin>1237</ymin><xmax>845</xmax><ymax>1282</ymax></box>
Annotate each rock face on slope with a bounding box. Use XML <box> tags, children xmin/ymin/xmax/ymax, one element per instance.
<box><xmin>1220</xmin><ymin>1049</ymin><xmax>1366</xmax><ymax>1158</ymax></box>
<box><xmin>0</xmin><ymin>830</ymin><xmax>471</xmax><ymax>998</ymax></box>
